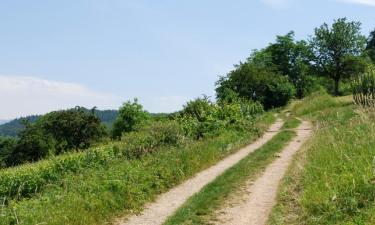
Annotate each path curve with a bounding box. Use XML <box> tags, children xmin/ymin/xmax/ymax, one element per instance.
<box><xmin>215</xmin><ymin>120</ymin><xmax>312</xmax><ymax>225</ymax></box>
<box><xmin>116</xmin><ymin>119</ymin><xmax>284</xmax><ymax>225</ymax></box>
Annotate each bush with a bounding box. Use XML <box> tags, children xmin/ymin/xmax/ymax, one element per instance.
<box><xmin>181</xmin><ymin>96</ymin><xmax>215</xmax><ymax>122</ymax></box>
<box><xmin>216</xmin><ymin>63</ymin><xmax>295</xmax><ymax>109</ymax></box>
<box><xmin>112</xmin><ymin>99</ymin><xmax>150</xmax><ymax>139</ymax></box>
<box><xmin>121</xmin><ymin>121</ymin><xmax>184</xmax><ymax>159</ymax></box>
<box><xmin>177</xmin><ymin>97</ymin><xmax>263</xmax><ymax>139</ymax></box>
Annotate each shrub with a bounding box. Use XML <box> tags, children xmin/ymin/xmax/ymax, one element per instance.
<box><xmin>112</xmin><ymin>99</ymin><xmax>150</xmax><ymax>139</ymax></box>
<box><xmin>178</xmin><ymin>97</ymin><xmax>220</xmax><ymax>139</ymax></box>
<box><xmin>121</xmin><ymin>120</ymin><xmax>184</xmax><ymax>159</ymax></box>
<box><xmin>216</xmin><ymin>63</ymin><xmax>296</xmax><ymax>109</ymax></box>
<box><xmin>178</xmin><ymin>97</ymin><xmax>263</xmax><ymax>139</ymax></box>
<box><xmin>181</xmin><ymin>96</ymin><xmax>215</xmax><ymax>122</ymax></box>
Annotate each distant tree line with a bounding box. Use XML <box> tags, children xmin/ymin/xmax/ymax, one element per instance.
<box><xmin>0</xmin><ymin>108</ymin><xmax>119</xmax><ymax>137</ymax></box>
<box><xmin>0</xmin><ymin>108</ymin><xmax>107</xmax><ymax>167</ymax></box>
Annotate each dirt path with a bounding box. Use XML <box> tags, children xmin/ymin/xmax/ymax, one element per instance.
<box><xmin>116</xmin><ymin>119</ymin><xmax>284</xmax><ymax>225</ymax></box>
<box><xmin>214</xmin><ymin>120</ymin><xmax>312</xmax><ymax>225</ymax></box>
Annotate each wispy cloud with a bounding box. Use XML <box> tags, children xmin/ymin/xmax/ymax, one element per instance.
<box><xmin>261</xmin><ymin>0</ymin><xmax>294</xmax><ymax>9</ymax></box>
<box><xmin>337</xmin><ymin>0</ymin><xmax>375</xmax><ymax>6</ymax></box>
<box><xmin>0</xmin><ymin>76</ymin><xmax>122</xmax><ymax>119</ymax></box>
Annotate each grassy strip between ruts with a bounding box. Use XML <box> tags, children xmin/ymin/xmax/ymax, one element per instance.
<box><xmin>281</xmin><ymin>117</ymin><xmax>301</xmax><ymax>130</ymax></box>
<box><xmin>0</xmin><ymin>113</ymin><xmax>275</xmax><ymax>225</ymax></box>
<box><xmin>268</xmin><ymin>92</ymin><xmax>375</xmax><ymax>225</ymax></box>
<box><xmin>164</xmin><ymin>129</ymin><xmax>296</xmax><ymax>225</ymax></box>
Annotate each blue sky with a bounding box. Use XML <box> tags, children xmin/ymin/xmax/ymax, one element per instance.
<box><xmin>0</xmin><ymin>0</ymin><xmax>374</xmax><ymax>119</ymax></box>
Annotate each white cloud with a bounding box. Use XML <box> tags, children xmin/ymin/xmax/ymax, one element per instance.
<box><xmin>0</xmin><ymin>76</ymin><xmax>122</xmax><ymax>120</ymax></box>
<box><xmin>337</xmin><ymin>0</ymin><xmax>375</xmax><ymax>6</ymax></box>
<box><xmin>261</xmin><ymin>0</ymin><xmax>294</xmax><ymax>9</ymax></box>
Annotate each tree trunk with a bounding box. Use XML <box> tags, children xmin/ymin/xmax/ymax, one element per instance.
<box><xmin>334</xmin><ymin>78</ymin><xmax>340</xmax><ymax>96</ymax></box>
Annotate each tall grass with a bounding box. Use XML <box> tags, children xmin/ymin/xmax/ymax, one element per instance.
<box><xmin>269</xmin><ymin>93</ymin><xmax>375</xmax><ymax>225</ymax></box>
<box><xmin>291</xmin><ymin>89</ymin><xmax>340</xmax><ymax>117</ymax></box>
<box><xmin>352</xmin><ymin>69</ymin><xmax>375</xmax><ymax>107</ymax></box>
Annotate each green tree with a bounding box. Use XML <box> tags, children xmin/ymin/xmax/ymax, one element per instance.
<box><xmin>265</xmin><ymin>32</ymin><xmax>314</xmax><ymax>97</ymax></box>
<box><xmin>2</xmin><ymin>108</ymin><xmax>107</xmax><ymax>166</ymax></box>
<box><xmin>367</xmin><ymin>29</ymin><xmax>375</xmax><ymax>63</ymax></box>
<box><xmin>310</xmin><ymin>18</ymin><xmax>366</xmax><ymax>95</ymax></box>
<box><xmin>0</xmin><ymin>137</ymin><xmax>16</xmax><ymax>167</ymax></box>
<box><xmin>39</xmin><ymin>107</ymin><xmax>107</xmax><ymax>153</ymax></box>
<box><xmin>216</xmin><ymin>62</ymin><xmax>295</xmax><ymax>109</ymax></box>
<box><xmin>112</xmin><ymin>99</ymin><xmax>150</xmax><ymax>139</ymax></box>
<box><xmin>5</xmin><ymin>122</ymin><xmax>56</xmax><ymax>166</ymax></box>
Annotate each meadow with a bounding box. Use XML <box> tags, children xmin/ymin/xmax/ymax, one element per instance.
<box><xmin>269</xmin><ymin>91</ymin><xmax>375</xmax><ymax>225</ymax></box>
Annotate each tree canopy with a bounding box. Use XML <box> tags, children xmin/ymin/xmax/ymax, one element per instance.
<box><xmin>367</xmin><ymin>29</ymin><xmax>375</xmax><ymax>63</ymax></box>
<box><xmin>264</xmin><ymin>31</ymin><xmax>314</xmax><ymax>97</ymax></box>
<box><xmin>111</xmin><ymin>99</ymin><xmax>150</xmax><ymax>139</ymax></box>
<box><xmin>216</xmin><ymin>61</ymin><xmax>295</xmax><ymax>109</ymax></box>
<box><xmin>310</xmin><ymin>18</ymin><xmax>366</xmax><ymax>95</ymax></box>
<box><xmin>0</xmin><ymin>108</ymin><xmax>106</xmax><ymax>167</ymax></box>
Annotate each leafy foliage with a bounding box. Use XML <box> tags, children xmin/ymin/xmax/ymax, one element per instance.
<box><xmin>0</xmin><ymin>115</ymin><xmax>39</xmax><ymax>137</ymax></box>
<box><xmin>367</xmin><ymin>29</ymin><xmax>375</xmax><ymax>63</ymax></box>
<box><xmin>0</xmin><ymin>108</ymin><xmax>118</xmax><ymax>137</ymax></box>
<box><xmin>177</xmin><ymin>96</ymin><xmax>263</xmax><ymax>139</ymax></box>
<box><xmin>111</xmin><ymin>99</ymin><xmax>150</xmax><ymax>139</ymax></box>
<box><xmin>216</xmin><ymin>62</ymin><xmax>296</xmax><ymax>109</ymax></box>
<box><xmin>0</xmin><ymin>137</ymin><xmax>16</xmax><ymax>167</ymax></box>
<box><xmin>39</xmin><ymin>108</ymin><xmax>107</xmax><ymax>153</ymax></box>
<box><xmin>5</xmin><ymin>122</ymin><xmax>56</xmax><ymax>166</ymax></box>
<box><xmin>264</xmin><ymin>32</ymin><xmax>314</xmax><ymax>98</ymax></box>
<box><xmin>0</xmin><ymin>108</ymin><xmax>107</xmax><ymax>167</ymax></box>
<box><xmin>310</xmin><ymin>17</ymin><xmax>367</xmax><ymax>95</ymax></box>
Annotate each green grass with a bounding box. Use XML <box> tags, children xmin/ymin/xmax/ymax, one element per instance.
<box><xmin>164</xmin><ymin>130</ymin><xmax>296</xmax><ymax>225</ymax></box>
<box><xmin>281</xmin><ymin>117</ymin><xmax>301</xmax><ymax>130</ymax></box>
<box><xmin>0</xmin><ymin>113</ymin><xmax>275</xmax><ymax>225</ymax></box>
<box><xmin>269</xmin><ymin>93</ymin><xmax>375</xmax><ymax>225</ymax></box>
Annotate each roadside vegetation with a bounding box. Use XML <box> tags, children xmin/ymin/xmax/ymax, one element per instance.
<box><xmin>0</xmin><ymin>97</ymin><xmax>273</xmax><ymax>224</ymax></box>
<box><xmin>269</xmin><ymin>87</ymin><xmax>375</xmax><ymax>225</ymax></box>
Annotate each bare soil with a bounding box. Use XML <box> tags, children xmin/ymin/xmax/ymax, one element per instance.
<box><xmin>214</xmin><ymin>121</ymin><xmax>312</xmax><ymax>225</ymax></box>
